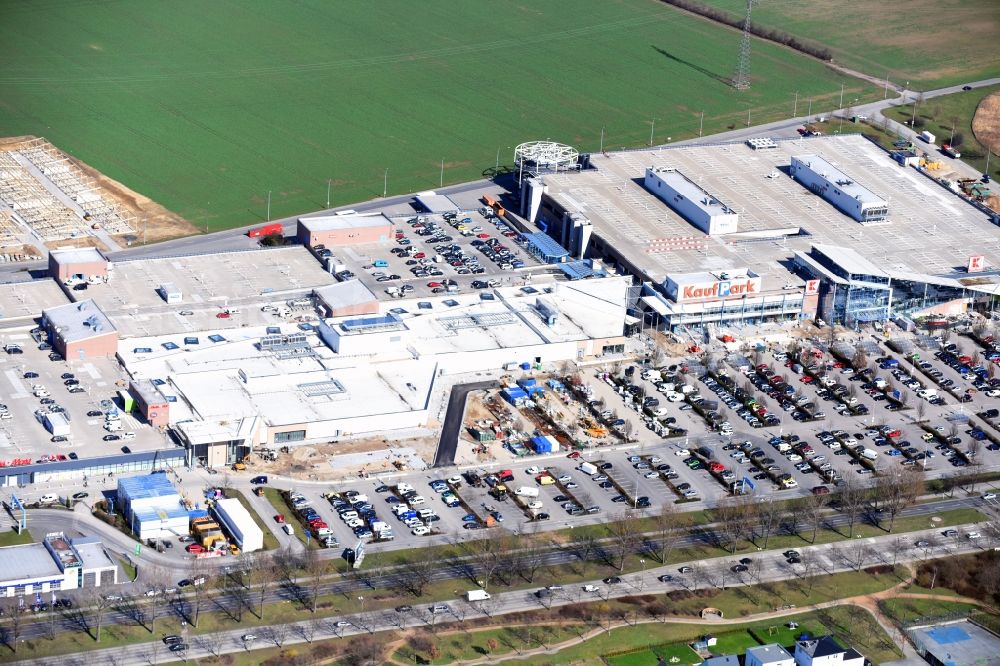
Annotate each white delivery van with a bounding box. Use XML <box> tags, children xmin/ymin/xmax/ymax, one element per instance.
<box><xmin>283</xmin><ymin>524</ymin><xmax>294</xmax><ymax>535</ymax></box>
<box><xmin>861</xmin><ymin>448</ymin><xmax>879</xmax><ymax>460</ymax></box>
<box><xmin>577</xmin><ymin>462</ymin><xmax>598</xmax><ymax>476</ymax></box>
<box><xmin>515</xmin><ymin>486</ymin><xmax>540</xmax><ymax>498</ymax></box>
<box><xmin>466</xmin><ymin>589</ymin><xmax>491</xmax><ymax>602</ymax></box>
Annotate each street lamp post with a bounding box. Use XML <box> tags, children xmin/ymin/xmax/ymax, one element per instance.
<box><xmin>266</xmin><ymin>190</ymin><xmax>271</xmax><ymax>222</ymax></box>
<box><xmin>793</xmin><ymin>91</ymin><xmax>798</xmax><ymax>118</ymax></box>
<box><xmin>326</xmin><ymin>179</ymin><xmax>332</xmax><ymax>209</ymax></box>
<box><xmin>649</xmin><ymin>117</ymin><xmax>656</xmax><ymax>147</ymax></box>
<box><xmin>383</xmin><ymin>169</ymin><xmax>389</xmax><ymax>198</ymax></box>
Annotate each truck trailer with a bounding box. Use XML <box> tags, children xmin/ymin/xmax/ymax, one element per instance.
<box><xmin>466</xmin><ymin>589</ymin><xmax>491</xmax><ymax>602</ymax></box>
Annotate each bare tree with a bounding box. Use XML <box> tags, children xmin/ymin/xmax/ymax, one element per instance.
<box><xmin>803</xmin><ymin>492</ymin><xmax>830</xmax><ymax>543</ymax></box>
<box><xmin>302</xmin><ymin>547</ymin><xmax>326</xmax><ymax>613</ymax></box>
<box><xmin>246</xmin><ymin>550</ymin><xmax>279</xmax><ymax>620</ymax></box>
<box><xmin>141</xmin><ymin>565</ymin><xmax>170</xmax><ymax>634</ymax></box>
<box><xmin>838</xmin><ymin>477</ymin><xmax>868</xmax><ymax>538</ymax></box>
<box><xmin>645</xmin><ymin>503</ymin><xmax>686</xmax><ymax>563</ymax></box>
<box><xmin>967</xmin><ymin>439</ymin><xmax>983</xmax><ymax>492</ymax></box>
<box><xmin>516</xmin><ymin>531</ymin><xmax>547</xmax><ymax>583</ymax></box>
<box><xmin>468</xmin><ymin>529</ymin><xmax>515</xmax><ymax>590</ymax></box>
<box><xmin>755</xmin><ymin>498</ymin><xmax>782</xmax><ymax>549</ymax></box>
<box><xmin>264</xmin><ymin>622</ymin><xmax>290</xmax><ymax>647</ymax></box>
<box><xmin>607</xmin><ymin>511</ymin><xmax>641</xmax><ymax>571</ymax></box>
<box><xmin>399</xmin><ymin>557</ymin><xmax>435</xmax><ymax>597</ymax></box>
<box><xmin>1</xmin><ymin>601</ymin><xmax>25</xmax><ymax>653</ymax></box>
<box><xmin>343</xmin><ymin>634</ymin><xmax>384</xmax><ymax>666</ymax></box>
<box><xmin>88</xmin><ymin>589</ymin><xmax>115</xmax><ymax>643</ymax></box>
<box><xmin>712</xmin><ymin>496</ymin><xmax>750</xmax><ymax>553</ymax></box>
<box><xmin>876</xmin><ymin>468</ymin><xmax>923</xmax><ymax>532</ymax></box>
<box><xmin>186</xmin><ymin>560</ymin><xmax>211</xmax><ymax>628</ymax></box>
<box><xmin>852</xmin><ymin>345</ymin><xmax>868</xmax><ymax>371</ymax></box>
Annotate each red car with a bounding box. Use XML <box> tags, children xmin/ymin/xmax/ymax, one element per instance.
<box><xmin>801</xmin><ymin>376</ymin><xmax>814</xmax><ymax>383</ymax></box>
<box><xmin>886</xmin><ymin>429</ymin><xmax>902</xmax><ymax>438</ymax></box>
<box><xmin>413</xmin><ymin>252</ymin><xmax>426</xmax><ymax>259</ymax></box>
<box><xmin>427</xmin><ymin>281</ymin><xmax>442</xmax><ymax>288</ymax></box>
<box><xmin>186</xmin><ymin>543</ymin><xmax>205</xmax><ymax>554</ymax></box>
<box><xmin>708</xmin><ymin>462</ymin><xmax>725</xmax><ymax>473</ymax></box>
<box><xmin>216</xmin><ymin>312</ymin><xmax>230</xmax><ymax>319</ymax></box>
<box><xmin>274</xmin><ymin>514</ymin><xmax>285</xmax><ymax>524</ymax></box>
<box><xmin>477</xmin><ymin>233</ymin><xmax>490</xmax><ymax>239</ymax></box>
<box><xmin>567</xmin><ymin>451</ymin><xmax>581</xmax><ymax>460</ymax></box>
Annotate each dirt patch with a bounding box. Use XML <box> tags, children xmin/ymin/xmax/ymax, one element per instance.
<box><xmin>248</xmin><ymin>434</ymin><xmax>439</xmax><ymax>481</ymax></box>
<box><xmin>44</xmin><ymin>234</ymin><xmax>109</xmax><ymax>253</ymax></box>
<box><xmin>972</xmin><ymin>91</ymin><xmax>1000</xmax><ymax>156</ymax></box>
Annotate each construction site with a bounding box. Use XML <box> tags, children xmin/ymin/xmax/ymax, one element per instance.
<box><xmin>0</xmin><ymin>136</ymin><xmax>196</xmax><ymax>259</ymax></box>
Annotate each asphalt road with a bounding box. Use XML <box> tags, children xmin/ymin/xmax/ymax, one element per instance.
<box><xmin>11</xmin><ymin>518</ymin><xmax>990</xmax><ymax>665</ymax></box>
<box><xmin>9</xmin><ymin>494</ymin><xmax>986</xmax><ymax>652</ymax></box>
<box><xmin>433</xmin><ymin>380</ymin><xmax>497</xmax><ymax>468</ymax></box>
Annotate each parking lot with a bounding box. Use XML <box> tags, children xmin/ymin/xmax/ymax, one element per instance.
<box><xmin>338</xmin><ymin>209</ymin><xmax>550</xmax><ymax>302</ymax></box>
<box><xmin>0</xmin><ymin>334</ymin><xmax>164</xmax><ymax>466</ymax></box>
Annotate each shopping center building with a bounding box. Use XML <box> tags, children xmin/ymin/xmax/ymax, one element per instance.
<box><xmin>520</xmin><ymin>134</ymin><xmax>999</xmax><ymax>331</ymax></box>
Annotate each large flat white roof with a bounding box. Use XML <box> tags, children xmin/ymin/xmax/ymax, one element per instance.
<box><xmin>43</xmin><ymin>299</ymin><xmax>116</xmax><ymax>342</ymax></box>
<box><xmin>540</xmin><ymin>135</ymin><xmax>1000</xmax><ymax>289</ymax></box>
<box><xmin>298</xmin><ymin>213</ymin><xmax>391</xmax><ymax>231</ymax></box>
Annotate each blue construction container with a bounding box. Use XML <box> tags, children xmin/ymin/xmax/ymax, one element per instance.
<box><xmin>531</xmin><ymin>436</ymin><xmax>553</xmax><ymax>453</ymax></box>
<box><xmin>501</xmin><ymin>387</ymin><xmax>528</xmax><ymax>405</ymax></box>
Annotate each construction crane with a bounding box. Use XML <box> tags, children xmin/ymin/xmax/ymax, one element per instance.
<box><xmin>732</xmin><ymin>0</ymin><xmax>755</xmax><ymax>91</ymax></box>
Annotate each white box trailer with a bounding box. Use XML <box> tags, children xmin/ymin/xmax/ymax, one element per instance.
<box><xmin>515</xmin><ymin>486</ymin><xmax>540</xmax><ymax>498</ymax></box>
<box><xmin>577</xmin><ymin>462</ymin><xmax>598</xmax><ymax>476</ymax></box>
<box><xmin>212</xmin><ymin>497</ymin><xmax>264</xmax><ymax>552</ymax></box>
<box><xmin>466</xmin><ymin>589</ymin><xmax>491</xmax><ymax>602</ymax></box>
<box><xmin>44</xmin><ymin>412</ymin><xmax>70</xmax><ymax>437</ymax></box>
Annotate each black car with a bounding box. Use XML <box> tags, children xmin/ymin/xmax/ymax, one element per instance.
<box><xmin>72</xmin><ymin>491</ymin><xmax>88</xmax><ymax>500</ymax></box>
<box><xmin>68</xmin><ymin>452</ymin><xmax>78</xmax><ymax>460</ymax></box>
<box><xmin>658</xmin><ymin>574</ymin><xmax>674</xmax><ymax>582</ymax></box>
<box><xmin>553</xmin><ymin>495</ymin><xmax>569</xmax><ymax>503</ymax></box>
<box><xmin>374</xmin><ymin>485</ymin><xmax>391</xmax><ymax>493</ymax></box>
<box><xmin>103</xmin><ymin>434</ymin><xmax>120</xmax><ymax>441</ymax></box>
<box><xmin>599</xmin><ymin>462</ymin><xmax>613</xmax><ymax>470</ymax></box>
<box><xmin>602</xmin><ymin>576</ymin><xmax>622</xmax><ymax>584</ymax></box>
<box><xmin>169</xmin><ymin>644</ymin><xmax>188</xmax><ymax>653</ymax></box>
<box><xmin>63</xmin><ymin>379</ymin><xmax>79</xmax><ymax>386</ymax></box>
<box><xmin>163</xmin><ymin>635</ymin><xmax>184</xmax><ymax>645</ymax></box>
<box><xmin>23</xmin><ymin>371</ymin><xmax>38</xmax><ymax>379</ymax></box>
<box><xmin>395</xmin><ymin>605</ymin><xmax>412</xmax><ymax>612</ymax></box>
<box><xmin>535</xmin><ymin>512</ymin><xmax>550</xmax><ymax>521</ymax></box>
<box><xmin>87</xmin><ymin>410</ymin><xmax>103</xmax><ymax>417</ymax></box>
<box><xmin>60</xmin><ymin>373</ymin><xmax>74</xmax><ymax>379</ymax></box>
<box><xmin>732</xmin><ymin>564</ymin><xmax>749</xmax><ymax>573</ymax></box>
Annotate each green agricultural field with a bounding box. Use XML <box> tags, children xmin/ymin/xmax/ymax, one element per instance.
<box><xmin>697</xmin><ymin>0</ymin><xmax>1000</xmax><ymax>89</ymax></box>
<box><xmin>0</xmin><ymin>0</ymin><xmax>876</xmax><ymax>232</ymax></box>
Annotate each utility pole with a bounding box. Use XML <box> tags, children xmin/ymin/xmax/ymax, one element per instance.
<box><xmin>746</xmin><ymin>107</ymin><xmax>751</xmax><ymax>127</ymax></box>
<box><xmin>793</xmin><ymin>91</ymin><xmax>798</xmax><ymax>118</ymax></box>
<box><xmin>600</xmin><ymin>126</ymin><xmax>605</xmax><ymax>153</ymax></box>
<box><xmin>326</xmin><ymin>179</ymin><xmax>331</xmax><ymax>209</ymax></box>
<box><xmin>496</xmin><ymin>146</ymin><xmax>502</xmax><ymax>170</ymax></box>
<box><xmin>884</xmin><ymin>73</ymin><xmax>889</xmax><ymax>99</ymax></box>
<box><xmin>440</xmin><ymin>158</ymin><xmax>444</xmax><ymax>188</ymax></box>
<box><xmin>383</xmin><ymin>168</ymin><xmax>389</xmax><ymax>198</ymax></box>
<box><xmin>911</xmin><ymin>96</ymin><xmax>919</xmax><ymax>127</ymax></box>
<box><xmin>266</xmin><ymin>190</ymin><xmax>271</xmax><ymax>222</ymax></box>
<box><xmin>807</xmin><ymin>98</ymin><xmax>813</xmax><ymax>120</ymax></box>
<box><xmin>699</xmin><ymin>111</ymin><xmax>704</xmax><ymax>137</ymax></box>
<box><xmin>649</xmin><ymin>117</ymin><xmax>656</xmax><ymax>147</ymax></box>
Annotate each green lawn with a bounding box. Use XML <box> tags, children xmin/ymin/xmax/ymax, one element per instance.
<box><xmin>0</xmin><ymin>0</ymin><xmax>878</xmax><ymax>232</ymax></box>
<box><xmin>392</xmin><ymin>624</ymin><xmax>590</xmax><ymax>665</ymax></box>
<box><xmin>879</xmin><ymin>597</ymin><xmax>978</xmax><ymax>624</ymax></box>
<box><xmin>696</xmin><ymin>0</ymin><xmax>1000</xmax><ymax>89</ymax></box>
<box><xmin>494</xmin><ymin>604</ymin><xmax>902</xmax><ymax>665</ymax></box>
<box><xmin>885</xmin><ymin>83</ymin><xmax>1000</xmax><ymax>180</ymax></box>
<box><xmin>0</xmin><ymin>528</ymin><xmax>33</xmax><ymax>547</ymax></box>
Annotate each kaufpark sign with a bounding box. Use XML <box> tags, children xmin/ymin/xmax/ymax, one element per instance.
<box><xmin>678</xmin><ymin>277</ymin><xmax>762</xmax><ymax>302</ymax></box>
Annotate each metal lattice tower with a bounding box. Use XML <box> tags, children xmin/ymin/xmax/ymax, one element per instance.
<box><xmin>732</xmin><ymin>0</ymin><xmax>754</xmax><ymax>91</ymax></box>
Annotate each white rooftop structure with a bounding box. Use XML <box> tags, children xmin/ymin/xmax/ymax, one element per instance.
<box><xmin>790</xmin><ymin>154</ymin><xmax>889</xmax><ymax>224</ymax></box>
<box><xmin>49</xmin><ymin>247</ymin><xmax>107</xmax><ymax>264</ymax></box>
<box><xmin>298</xmin><ymin>212</ymin><xmax>391</xmax><ymax>232</ymax></box>
<box><xmin>644</xmin><ymin>167</ymin><xmax>739</xmax><ymax>235</ymax></box>
<box><xmin>415</xmin><ymin>192</ymin><xmax>461</xmax><ymax>213</ymax></box>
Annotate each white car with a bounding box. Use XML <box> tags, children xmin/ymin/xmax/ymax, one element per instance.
<box><xmin>241</xmin><ymin>634</ymin><xmax>257</xmax><ymax>642</ymax></box>
<box><xmin>982</xmin><ymin>493</ymin><xmax>997</xmax><ymax>501</ymax></box>
<box><xmin>557</xmin><ymin>475</ymin><xmax>572</xmax><ymax>483</ymax></box>
<box><xmin>411</xmin><ymin>526</ymin><xmax>431</xmax><ymax>536</ymax></box>
<box><xmin>526</xmin><ymin>466</ymin><xmax>541</xmax><ymax>475</ymax></box>
<box><xmin>674</xmin><ymin>448</ymin><xmax>691</xmax><ymax>457</ymax></box>
<box><xmin>649</xmin><ymin>456</ymin><xmax>662</xmax><ymax>463</ymax></box>
<box><xmin>447</xmin><ymin>476</ymin><xmax>462</xmax><ymax>485</ymax></box>
<box><xmin>527</xmin><ymin>501</ymin><xmax>544</xmax><ymax>510</ymax></box>
<box><xmin>967</xmin><ymin>532</ymin><xmax>982</xmax><ymax>539</ymax></box>
<box><xmin>582</xmin><ymin>584</ymin><xmax>600</xmax><ymax>592</ymax></box>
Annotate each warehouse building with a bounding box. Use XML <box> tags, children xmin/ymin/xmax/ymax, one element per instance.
<box><xmin>0</xmin><ymin>532</ymin><xmax>117</xmax><ymax>597</ymax></box>
<box><xmin>47</xmin><ymin>247</ymin><xmax>109</xmax><ymax>283</ymax></box>
<box><xmin>41</xmin><ymin>299</ymin><xmax>118</xmax><ymax>359</ymax></box>
<box><xmin>117</xmin><ymin>475</ymin><xmax>188</xmax><ymax>541</ymax></box>
<box><xmin>789</xmin><ymin>155</ymin><xmax>889</xmax><ymax>224</ymax></box>
<box><xmin>212</xmin><ymin>497</ymin><xmax>264</xmax><ymax>553</ymax></box>
<box><xmin>520</xmin><ymin>134</ymin><xmax>1000</xmax><ymax>331</ymax></box>
<box><xmin>296</xmin><ymin>213</ymin><xmax>393</xmax><ymax>248</ymax></box>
